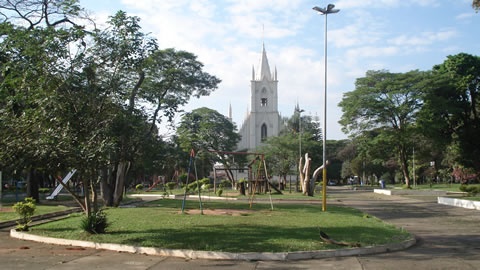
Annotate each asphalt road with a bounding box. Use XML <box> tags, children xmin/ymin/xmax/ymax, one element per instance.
<box><xmin>0</xmin><ymin>188</ymin><xmax>479</xmax><ymax>270</ymax></box>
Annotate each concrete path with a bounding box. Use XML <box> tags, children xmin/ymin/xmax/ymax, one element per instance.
<box><xmin>1</xmin><ymin>188</ymin><xmax>479</xmax><ymax>269</ymax></box>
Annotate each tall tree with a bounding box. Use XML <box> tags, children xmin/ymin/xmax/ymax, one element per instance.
<box><xmin>89</xmin><ymin>11</ymin><xmax>220</xmax><ymax>206</ymax></box>
<box><xmin>0</xmin><ymin>0</ymin><xmax>93</xmax><ymax>203</ymax></box>
<box><xmin>260</xmin><ymin>133</ymin><xmax>298</xmax><ymax>190</ymax></box>
<box><xmin>420</xmin><ymin>53</ymin><xmax>480</xmax><ymax>173</ymax></box>
<box><xmin>177</xmin><ymin>107</ymin><xmax>240</xmax><ymax>179</ymax></box>
<box><xmin>339</xmin><ymin>70</ymin><xmax>426</xmax><ymax>187</ymax></box>
<box><xmin>1</xmin><ymin>3</ymin><xmax>221</xmax><ymax>211</ymax></box>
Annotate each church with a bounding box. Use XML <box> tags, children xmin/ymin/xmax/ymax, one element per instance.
<box><xmin>236</xmin><ymin>44</ymin><xmax>283</xmax><ymax>151</ymax></box>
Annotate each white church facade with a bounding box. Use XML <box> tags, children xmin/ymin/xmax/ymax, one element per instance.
<box><xmin>236</xmin><ymin>45</ymin><xmax>283</xmax><ymax>151</ymax></box>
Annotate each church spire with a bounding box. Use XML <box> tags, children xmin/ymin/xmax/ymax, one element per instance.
<box><xmin>259</xmin><ymin>43</ymin><xmax>272</xmax><ymax>81</ymax></box>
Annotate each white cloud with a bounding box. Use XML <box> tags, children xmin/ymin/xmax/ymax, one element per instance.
<box><xmin>78</xmin><ymin>0</ymin><xmax>479</xmax><ymax>139</ymax></box>
<box><xmin>389</xmin><ymin>29</ymin><xmax>457</xmax><ymax>46</ymax></box>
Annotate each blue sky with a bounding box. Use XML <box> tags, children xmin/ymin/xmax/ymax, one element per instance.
<box><xmin>80</xmin><ymin>0</ymin><xmax>479</xmax><ymax>140</ymax></box>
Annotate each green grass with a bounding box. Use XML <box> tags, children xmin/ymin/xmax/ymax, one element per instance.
<box><xmin>455</xmin><ymin>196</ymin><xmax>480</xmax><ymax>201</ymax></box>
<box><xmin>0</xmin><ymin>205</ymin><xmax>71</xmax><ymax>222</ymax></box>
<box><xmin>30</xmin><ymin>199</ymin><xmax>411</xmax><ymax>253</ymax></box>
<box><xmin>390</xmin><ymin>183</ymin><xmax>474</xmax><ymax>192</ymax></box>
<box><xmin>140</xmin><ymin>187</ymin><xmax>331</xmax><ymax>200</ymax></box>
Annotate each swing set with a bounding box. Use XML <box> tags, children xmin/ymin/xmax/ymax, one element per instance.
<box><xmin>180</xmin><ymin>150</ymin><xmax>281</xmax><ymax>214</ymax></box>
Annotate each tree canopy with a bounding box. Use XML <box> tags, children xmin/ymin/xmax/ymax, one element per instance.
<box><xmin>339</xmin><ymin>70</ymin><xmax>427</xmax><ymax>187</ymax></box>
<box><xmin>176</xmin><ymin>107</ymin><xmax>240</xmax><ymax>179</ymax></box>
<box><xmin>0</xmin><ymin>1</ymin><xmax>220</xmax><ymax>210</ymax></box>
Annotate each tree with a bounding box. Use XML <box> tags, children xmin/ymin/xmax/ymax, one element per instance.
<box><xmin>260</xmin><ymin>132</ymin><xmax>298</xmax><ymax>190</ymax></box>
<box><xmin>1</xmin><ymin>2</ymin><xmax>221</xmax><ymax>212</ymax></box>
<box><xmin>474</xmin><ymin>0</ymin><xmax>480</xmax><ymax>11</ymax></box>
<box><xmin>88</xmin><ymin>11</ymin><xmax>220</xmax><ymax>206</ymax></box>
<box><xmin>421</xmin><ymin>53</ymin><xmax>480</xmax><ymax>174</ymax></box>
<box><xmin>339</xmin><ymin>70</ymin><xmax>426</xmax><ymax>187</ymax></box>
<box><xmin>262</xmin><ymin>109</ymin><xmax>323</xmax><ymax>194</ymax></box>
<box><xmin>0</xmin><ymin>0</ymin><xmax>94</xmax><ymax>203</ymax></box>
<box><xmin>177</xmin><ymin>107</ymin><xmax>240</xmax><ymax>179</ymax></box>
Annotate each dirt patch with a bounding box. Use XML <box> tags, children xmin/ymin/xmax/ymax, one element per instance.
<box><xmin>183</xmin><ymin>209</ymin><xmax>253</xmax><ymax>216</ymax></box>
<box><xmin>0</xmin><ymin>207</ymin><xmax>13</xmax><ymax>213</ymax></box>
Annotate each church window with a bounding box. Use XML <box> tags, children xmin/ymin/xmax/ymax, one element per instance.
<box><xmin>261</xmin><ymin>124</ymin><xmax>267</xmax><ymax>141</ymax></box>
<box><xmin>261</xmin><ymin>98</ymin><xmax>268</xmax><ymax>107</ymax></box>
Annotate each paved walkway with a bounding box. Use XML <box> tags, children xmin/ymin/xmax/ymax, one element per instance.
<box><xmin>1</xmin><ymin>188</ymin><xmax>479</xmax><ymax>269</ymax></box>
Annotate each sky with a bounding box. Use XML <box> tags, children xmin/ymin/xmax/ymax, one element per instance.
<box><xmin>80</xmin><ymin>0</ymin><xmax>479</xmax><ymax>140</ymax></box>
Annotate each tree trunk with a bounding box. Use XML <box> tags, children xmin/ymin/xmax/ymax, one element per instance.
<box><xmin>83</xmin><ymin>173</ymin><xmax>92</xmax><ymax>216</ymax></box>
<box><xmin>53</xmin><ymin>171</ymin><xmax>86</xmax><ymax>212</ymax></box>
<box><xmin>399</xmin><ymin>146</ymin><xmax>411</xmax><ymax>187</ymax></box>
<box><xmin>113</xmin><ymin>161</ymin><xmax>130</xmax><ymax>207</ymax></box>
<box><xmin>26</xmin><ymin>168</ymin><xmax>40</xmax><ymax>203</ymax></box>
<box><xmin>100</xmin><ymin>167</ymin><xmax>114</xmax><ymax>206</ymax></box>
<box><xmin>298</xmin><ymin>156</ymin><xmax>304</xmax><ymax>193</ymax></box>
<box><xmin>299</xmin><ymin>153</ymin><xmax>312</xmax><ymax>196</ymax></box>
<box><xmin>91</xmin><ymin>174</ymin><xmax>98</xmax><ymax>213</ymax></box>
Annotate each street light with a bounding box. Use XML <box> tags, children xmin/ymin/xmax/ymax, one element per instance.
<box><xmin>313</xmin><ymin>3</ymin><xmax>339</xmax><ymax>212</ymax></box>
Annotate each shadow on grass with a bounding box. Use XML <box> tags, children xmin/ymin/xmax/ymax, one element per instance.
<box><xmin>31</xmin><ymin>200</ymin><xmax>411</xmax><ymax>253</ymax></box>
<box><xmin>105</xmin><ymin>223</ymin><xmax>406</xmax><ymax>253</ymax></box>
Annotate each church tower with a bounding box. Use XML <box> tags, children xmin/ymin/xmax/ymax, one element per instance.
<box><xmin>237</xmin><ymin>44</ymin><xmax>282</xmax><ymax>151</ymax></box>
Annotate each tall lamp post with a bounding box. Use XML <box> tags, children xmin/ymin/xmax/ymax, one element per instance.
<box><xmin>313</xmin><ymin>4</ymin><xmax>339</xmax><ymax>212</ymax></box>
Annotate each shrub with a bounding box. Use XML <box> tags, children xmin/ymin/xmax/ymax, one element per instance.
<box><xmin>216</xmin><ymin>189</ymin><xmax>223</xmax><ymax>197</ymax></box>
<box><xmin>201</xmin><ymin>183</ymin><xmax>212</xmax><ymax>191</ymax></box>
<box><xmin>135</xmin><ymin>184</ymin><xmax>144</xmax><ymax>191</ymax></box>
<box><xmin>219</xmin><ymin>180</ymin><xmax>231</xmax><ymax>188</ymax></box>
<box><xmin>39</xmin><ymin>188</ymin><xmax>50</xmax><ymax>194</ymax></box>
<box><xmin>459</xmin><ymin>185</ymin><xmax>480</xmax><ymax>196</ymax></box>
<box><xmin>13</xmin><ymin>197</ymin><xmax>36</xmax><ymax>231</ymax></box>
<box><xmin>80</xmin><ymin>209</ymin><xmax>109</xmax><ymax>234</ymax></box>
<box><xmin>165</xmin><ymin>182</ymin><xmax>176</xmax><ymax>193</ymax></box>
<box><xmin>187</xmin><ymin>181</ymin><xmax>198</xmax><ymax>192</ymax></box>
<box><xmin>199</xmin><ymin>178</ymin><xmax>210</xmax><ymax>186</ymax></box>
<box><xmin>178</xmin><ymin>174</ymin><xmax>188</xmax><ymax>184</ymax></box>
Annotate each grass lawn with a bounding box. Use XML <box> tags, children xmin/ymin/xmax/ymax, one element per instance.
<box><xmin>456</xmin><ymin>196</ymin><xmax>480</xmax><ymax>201</ymax></box>
<box><xmin>30</xmin><ymin>199</ymin><xmax>411</xmax><ymax>253</ymax></box>
<box><xmin>134</xmin><ymin>187</ymin><xmax>334</xmax><ymax>200</ymax></box>
<box><xmin>393</xmin><ymin>183</ymin><xmax>480</xmax><ymax>192</ymax></box>
<box><xmin>0</xmin><ymin>204</ymin><xmax>72</xmax><ymax>222</ymax></box>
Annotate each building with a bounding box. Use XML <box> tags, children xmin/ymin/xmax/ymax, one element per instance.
<box><xmin>237</xmin><ymin>44</ymin><xmax>283</xmax><ymax>151</ymax></box>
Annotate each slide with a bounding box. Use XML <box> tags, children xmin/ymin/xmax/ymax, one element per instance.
<box><xmin>46</xmin><ymin>169</ymin><xmax>77</xmax><ymax>200</ymax></box>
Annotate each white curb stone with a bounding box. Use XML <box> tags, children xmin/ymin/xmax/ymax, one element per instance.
<box><xmin>10</xmin><ymin>229</ymin><xmax>416</xmax><ymax>261</ymax></box>
<box><xmin>438</xmin><ymin>197</ymin><xmax>480</xmax><ymax>210</ymax></box>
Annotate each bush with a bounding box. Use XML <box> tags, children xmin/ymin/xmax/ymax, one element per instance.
<box><xmin>80</xmin><ymin>209</ymin><xmax>109</xmax><ymax>234</ymax></box>
<box><xmin>135</xmin><ymin>184</ymin><xmax>144</xmax><ymax>191</ymax></box>
<box><xmin>199</xmin><ymin>178</ymin><xmax>210</xmax><ymax>186</ymax></box>
<box><xmin>201</xmin><ymin>183</ymin><xmax>212</xmax><ymax>191</ymax></box>
<box><xmin>216</xmin><ymin>189</ymin><xmax>223</xmax><ymax>197</ymax></box>
<box><xmin>459</xmin><ymin>185</ymin><xmax>480</xmax><ymax>196</ymax></box>
<box><xmin>186</xmin><ymin>181</ymin><xmax>198</xmax><ymax>192</ymax></box>
<box><xmin>219</xmin><ymin>180</ymin><xmax>231</xmax><ymax>188</ymax></box>
<box><xmin>13</xmin><ymin>197</ymin><xmax>36</xmax><ymax>231</ymax></box>
<box><xmin>178</xmin><ymin>174</ymin><xmax>188</xmax><ymax>184</ymax></box>
<box><xmin>39</xmin><ymin>188</ymin><xmax>50</xmax><ymax>194</ymax></box>
<box><xmin>165</xmin><ymin>182</ymin><xmax>176</xmax><ymax>193</ymax></box>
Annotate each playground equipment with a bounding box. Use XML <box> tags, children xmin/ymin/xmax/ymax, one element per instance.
<box><xmin>181</xmin><ymin>149</ymin><xmax>203</xmax><ymax>214</ymax></box>
<box><xmin>209</xmin><ymin>150</ymin><xmax>281</xmax><ymax>210</ymax></box>
<box><xmin>46</xmin><ymin>169</ymin><xmax>77</xmax><ymax>200</ymax></box>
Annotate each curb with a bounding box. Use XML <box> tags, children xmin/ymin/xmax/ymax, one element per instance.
<box><xmin>10</xmin><ymin>229</ymin><xmax>416</xmax><ymax>261</ymax></box>
<box><xmin>438</xmin><ymin>196</ymin><xmax>480</xmax><ymax>210</ymax></box>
